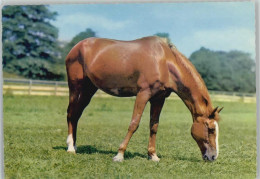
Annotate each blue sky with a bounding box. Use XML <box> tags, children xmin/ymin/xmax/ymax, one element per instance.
<box><xmin>49</xmin><ymin>2</ymin><xmax>255</xmax><ymax>58</ymax></box>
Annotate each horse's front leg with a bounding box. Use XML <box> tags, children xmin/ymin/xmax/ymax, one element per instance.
<box><xmin>113</xmin><ymin>89</ymin><xmax>151</xmax><ymax>162</ymax></box>
<box><xmin>148</xmin><ymin>97</ymin><xmax>165</xmax><ymax>162</ymax></box>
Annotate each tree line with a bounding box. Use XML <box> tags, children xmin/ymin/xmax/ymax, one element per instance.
<box><xmin>2</xmin><ymin>5</ymin><xmax>256</xmax><ymax>93</ymax></box>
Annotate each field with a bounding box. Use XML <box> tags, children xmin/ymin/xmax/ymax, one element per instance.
<box><xmin>3</xmin><ymin>95</ymin><xmax>256</xmax><ymax>178</ymax></box>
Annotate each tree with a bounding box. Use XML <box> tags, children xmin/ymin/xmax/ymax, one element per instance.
<box><xmin>2</xmin><ymin>5</ymin><xmax>64</xmax><ymax>80</ymax></box>
<box><xmin>189</xmin><ymin>47</ymin><xmax>255</xmax><ymax>93</ymax></box>
<box><xmin>62</xmin><ymin>28</ymin><xmax>96</xmax><ymax>60</ymax></box>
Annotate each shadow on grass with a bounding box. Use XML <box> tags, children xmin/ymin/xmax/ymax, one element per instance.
<box><xmin>53</xmin><ymin>145</ymin><xmax>147</xmax><ymax>160</ymax></box>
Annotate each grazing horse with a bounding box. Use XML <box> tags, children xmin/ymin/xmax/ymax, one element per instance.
<box><xmin>65</xmin><ymin>36</ymin><xmax>223</xmax><ymax>162</ymax></box>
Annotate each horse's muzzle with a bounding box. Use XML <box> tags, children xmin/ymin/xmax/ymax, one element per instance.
<box><xmin>203</xmin><ymin>154</ymin><xmax>217</xmax><ymax>161</ymax></box>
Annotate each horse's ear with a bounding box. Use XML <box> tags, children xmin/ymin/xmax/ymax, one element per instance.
<box><xmin>209</xmin><ymin>107</ymin><xmax>219</xmax><ymax>119</ymax></box>
<box><xmin>217</xmin><ymin>107</ymin><xmax>224</xmax><ymax>113</ymax></box>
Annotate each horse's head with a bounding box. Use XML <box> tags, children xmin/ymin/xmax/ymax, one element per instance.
<box><xmin>191</xmin><ymin>107</ymin><xmax>223</xmax><ymax>161</ymax></box>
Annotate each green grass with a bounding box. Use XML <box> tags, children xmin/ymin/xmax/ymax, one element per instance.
<box><xmin>3</xmin><ymin>95</ymin><xmax>256</xmax><ymax>178</ymax></box>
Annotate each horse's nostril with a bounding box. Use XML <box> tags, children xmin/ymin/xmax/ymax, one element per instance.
<box><xmin>212</xmin><ymin>155</ymin><xmax>215</xmax><ymax>160</ymax></box>
<box><xmin>203</xmin><ymin>155</ymin><xmax>209</xmax><ymax>160</ymax></box>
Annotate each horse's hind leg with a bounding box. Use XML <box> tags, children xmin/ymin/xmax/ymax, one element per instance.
<box><xmin>148</xmin><ymin>96</ymin><xmax>165</xmax><ymax>162</ymax></box>
<box><xmin>66</xmin><ymin>77</ymin><xmax>97</xmax><ymax>153</ymax></box>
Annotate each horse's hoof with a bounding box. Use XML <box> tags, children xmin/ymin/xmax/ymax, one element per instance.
<box><xmin>67</xmin><ymin>145</ymin><xmax>77</xmax><ymax>153</ymax></box>
<box><xmin>148</xmin><ymin>154</ymin><xmax>160</xmax><ymax>162</ymax></box>
<box><xmin>67</xmin><ymin>146</ymin><xmax>76</xmax><ymax>153</ymax></box>
<box><xmin>67</xmin><ymin>149</ymin><xmax>76</xmax><ymax>154</ymax></box>
<box><xmin>113</xmin><ymin>153</ymin><xmax>124</xmax><ymax>162</ymax></box>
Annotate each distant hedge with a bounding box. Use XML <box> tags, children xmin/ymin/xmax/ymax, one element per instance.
<box><xmin>190</xmin><ymin>47</ymin><xmax>255</xmax><ymax>93</ymax></box>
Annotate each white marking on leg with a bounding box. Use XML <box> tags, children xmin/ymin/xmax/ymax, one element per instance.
<box><xmin>148</xmin><ymin>153</ymin><xmax>160</xmax><ymax>162</ymax></box>
<box><xmin>113</xmin><ymin>152</ymin><xmax>124</xmax><ymax>162</ymax></box>
<box><xmin>214</xmin><ymin>121</ymin><xmax>219</xmax><ymax>158</ymax></box>
<box><xmin>67</xmin><ymin>134</ymin><xmax>76</xmax><ymax>153</ymax></box>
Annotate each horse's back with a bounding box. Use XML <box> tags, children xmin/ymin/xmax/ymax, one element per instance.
<box><xmin>66</xmin><ymin>36</ymin><xmax>171</xmax><ymax>97</ymax></box>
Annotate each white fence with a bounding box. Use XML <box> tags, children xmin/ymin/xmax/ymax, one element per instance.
<box><xmin>3</xmin><ymin>78</ymin><xmax>256</xmax><ymax>103</ymax></box>
<box><xmin>3</xmin><ymin>78</ymin><xmax>68</xmax><ymax>96</ymax></box>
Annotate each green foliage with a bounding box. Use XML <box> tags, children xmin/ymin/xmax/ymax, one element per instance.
<box><xmin>3</xmin><ymin>71</ymin><xmax>25</xmax><ymax>79</ymax></box>
<box><xmin>2</xmin><ymin>5</ymin><xmax>64</xmax><ymax>80</ymax></box>
<box><xmin>3</xmin><ymin>96</ymin><xmax>256</xmax><ymax>178</ymax></box>
<box><xmin>5</xmin><ymin>58</ymin><xmax>64</xmax><ymax>80</ymax></box>
<box><xmin>190</xmin><ymin>47</ymin><xmax>256</xmax><ymax>93</ymax></box>
<box><xmin>62</xmin><ymin>28</ymin><xmax>96</xmax><ymax>60</ymax></box>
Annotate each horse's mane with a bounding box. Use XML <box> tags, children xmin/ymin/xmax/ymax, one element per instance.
<box><xmin>164</xmin><ymin>39</ymin><xmax>214</xmax><ymax>116</ymax></box>
<box><xmin>167</xmin><ymin>42</ymin><xmax>177</xmax><ymax>50</ymax></box>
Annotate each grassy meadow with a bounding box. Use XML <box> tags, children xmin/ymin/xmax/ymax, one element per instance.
<box><xmin>3</xmin><ymin>94</ymin><xmax>256</xmax><ymax>178</ymax></box>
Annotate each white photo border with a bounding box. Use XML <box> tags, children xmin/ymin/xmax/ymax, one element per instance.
<box><xmin>0</xmin><ymin>0</ymin><xmax>258</xmax><ymax>178</ymax></box>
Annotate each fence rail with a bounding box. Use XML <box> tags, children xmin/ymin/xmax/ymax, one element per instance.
<box><xmin>3</xmin><ymin>78</ymin><xmax>256</xmax><ymax>103</ymax></box>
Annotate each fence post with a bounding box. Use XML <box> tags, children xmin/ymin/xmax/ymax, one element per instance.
<box><xmin>29</xmin><ymin>80</ymin><xmax>32</xmax><ymax>95</ymax></box>
<box><xmin>55</xmin><ymin>82</ymin><xmax>58</xmax><ymax>96</ymax></box>
<box><xmin>242</xmin><ymin>94</ymin><xmax>245</xmax><ymax>103</ymax></box>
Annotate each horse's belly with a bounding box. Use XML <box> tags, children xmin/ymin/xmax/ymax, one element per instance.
<box><xmin>101</xmin><ymin>86</ymin><xmax>138</xmax><ymax>97</ymax></box>
<box><xmin>89</xmin><ymin>73</ymin><xmax>139</xmax><ymax>97</ymax></box>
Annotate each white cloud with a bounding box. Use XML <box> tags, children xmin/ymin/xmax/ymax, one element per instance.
<box><xmin>178</xmin><ymin>28</ymin><xmax>255</xmax><ymax>58</ymax></box>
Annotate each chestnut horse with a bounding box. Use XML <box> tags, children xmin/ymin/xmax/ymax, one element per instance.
<box><xmin>65</xmin><ymin>36</ymin><xmax>223</xmax><ymax>162</ymax></box>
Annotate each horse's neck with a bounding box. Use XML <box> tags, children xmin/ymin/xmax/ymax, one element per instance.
<box><xmin>168</xmin><ymin>49</ymin><xmax>213</xmax><ymax>119</ymax></box>
<box><xmin>177</xmin><ymin>87</ymin><xmax>213</xmax><ymax>120</ymax></box>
